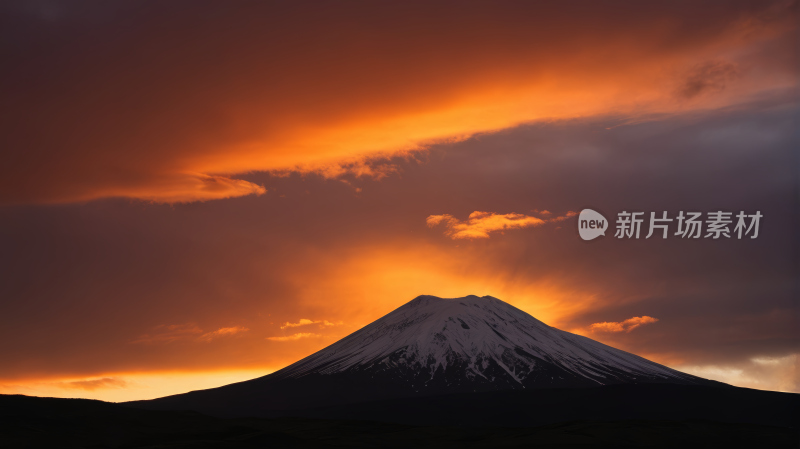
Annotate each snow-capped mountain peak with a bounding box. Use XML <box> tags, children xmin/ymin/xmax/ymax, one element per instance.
<box><xmin>132</xmin><ymin>295</ymin><xmax>722</xmax><ymax>416</ymax></box>
<box><xmin>273</xmin><ymin>295</ymin><xmax>700</xmax><ymax>387</ymax></box>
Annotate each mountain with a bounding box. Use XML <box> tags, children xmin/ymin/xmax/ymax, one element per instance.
<box><xmin>128</xmin><ymin>295</ymin><xmax>724</xmax><ymax>417</ymax></box>
<box><xmin>271</xmin><ymin>295</ymin><xmax>707</xmax><ymax>388</ymax></box>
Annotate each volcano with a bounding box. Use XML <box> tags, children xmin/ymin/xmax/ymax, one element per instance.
<box><xmin>129</xmin><ymin>295</ymin><xmax>723</xmax><ymax>417</ymax></box>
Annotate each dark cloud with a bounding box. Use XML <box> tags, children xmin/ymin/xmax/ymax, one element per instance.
<box><xmin>678</xmin><ymin>60</ymin><xmax>740</xmax><ymax>99</ymax></box>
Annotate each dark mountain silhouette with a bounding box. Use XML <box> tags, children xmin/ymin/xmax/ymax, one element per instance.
<box><xmin>4</xmin><ymin>392</ymin><xmax>798</xmax><ymax>448</ymax></box>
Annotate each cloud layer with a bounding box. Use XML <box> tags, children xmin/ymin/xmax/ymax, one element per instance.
<box><xmin>131</xmin><ymin>324</ymin><xmax>249</xmax><ymax>344</ymax></box>
<box><xmin>267</xmin><ymin>333</ymin><xmax>321</xmax><ymax>342</ymax></box>
<box><xmin>58</xmin><ymin>377</ymin><xmax>130</xmax><ymax>391</ymax></box>
<box><xmin>280</xmin><ymin>319</ymin><xmax>342</xmax><ymax>330</ymax></box>
<box><xmin>590</xmin><ymin>316</ymin><xmax>660</xmax><ymax>333</ymax></box>
<box><xmin>197</xmin><ymin>326</ymin><xmax>250</xmax><ymax>343</ymax></box>
<box><xmin>0</xmin><ymin>1</ymin><xmax>795</xmax><ymax>203</ymax></box>
<box><xmin>427</xmin><ymin>212</ymin><xmax>546</xmax><ymax>239</ymax></box>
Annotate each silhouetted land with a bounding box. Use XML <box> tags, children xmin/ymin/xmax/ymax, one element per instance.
<box><xmin>279</xmin><ymin>384</ymin><xmax>799</xmax><ymax>429</ymax></box>
<box><xmin>4</xmin><ymin>385</ymin><xmax>798</xmax><ymax>448</ymax></box>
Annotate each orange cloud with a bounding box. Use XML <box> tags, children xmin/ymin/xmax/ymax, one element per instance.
<box><xmin>131</xmin><ymin>324</ymin><xmax>249</xmax><ymax>344</ymax></box>
<box><xmin>546</xmin><ymin>211</ymin><xmax>579</xmax><ymax>222</ymax></box>
<box><xmin>427</xmin><ymin>211</ymin><xmax>546</xmax><ymax>239</ymax></box>
<box><xmin>57</xmin><ymin>377</ymin><xmax>130</xmax><ymax>391</ymax></box>
<box><xmin>122</xmin><ymin>174</ymin><xmax>266</xmax><ymax>204</ymax></box>
<box><xmin>267</xmin><ymin>333</ymin><xmax>321</xmax><ymax>342</ymax></box>
<box><xmin>280</xmin><ymin>319</ymin><xmax>342</xmax><ymax>330</ymax></box>
<box><xmin>590</xmin><ymin>316</ymin><xmax>660</xmax><ymax>333</ymax></box>
<box><xmin>1</xmin><ymin>2</ymin><xmax>794</xmax><ymax>204</ymax></box>
<box><xmin>197</xmin><ymin>326</ymin><xmax>250</xmax><ymax>343</ymax></box>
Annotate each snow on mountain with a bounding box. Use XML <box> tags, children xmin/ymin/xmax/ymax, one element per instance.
<box><xmin>130</xmin><ymin>295</ymin><xmax>720</xmax><ymax>416</ymax></box>
<box><xmin>273</xmin><ymin>295</ymin><xmax>701</xmax><ymax>387</ymax></box>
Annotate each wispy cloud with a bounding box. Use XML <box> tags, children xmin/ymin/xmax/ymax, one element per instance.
<box><xmin>57</xmin><ymin>377</ymin><xmax>130</xmax><ymax>391</ymax></box>
<box><xmin>427</xmin><ymin>211</ymin><xmax>546</xmax><ymax>239</ymax></box>
<box><xmin>280</xmin><ymin>319</ymin><xmax>342</xmax><ymax>330</ymax></box>
<box><xmin>678</xmin><ymin>60</ymin><xmax>739</xmax><ymax>100</ymax></box>
<box><xmin>197</xmin><ymin>326</ymin><xmax>250</xmax><ymax>342</ymax></box>
<box><xmin>141</xmin><ymin>174</ymin><xmax>266</xmax><ymax>204</ymax></box>
<box><xmin>267</xmin><ymin>333</ymin><xmax>320</xmax><ymax>342</ymax></box>
<box><xmin>131</xmin><ymin>323</ymin><xmax>249</xmax><ymax>344</ymax></box>
<box><xmin>292</xmin><ymin>158</ymin><xmax>402</xmax><ymax>181</ymax></box>
<box><xmin>546</xmin><ymin>211</ymin><xmax>578</xmax><ymax>222</ymax></box>
<box><xmin>589</xmin><ymin>316</ymin><xmax>659</xmax><ymax>333</ymax></box>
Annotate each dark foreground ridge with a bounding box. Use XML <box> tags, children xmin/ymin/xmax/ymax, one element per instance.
<box><xmin>2</xmin><ymin>393</ymin><xmax>797</xmax><ymax>449</ymax></box>
<box><xmin>285</xmin><ymin>383</ymin><xmax>799</xmax><ymax>429</ymax></box>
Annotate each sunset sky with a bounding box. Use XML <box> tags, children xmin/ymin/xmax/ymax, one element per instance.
<box><xmin>0</xmin><ymin>1</ymin><xmax>797</xmax><ymax>402</ymax></box>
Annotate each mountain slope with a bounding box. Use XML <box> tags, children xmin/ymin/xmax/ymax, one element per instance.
<box><xmin>128</xmin><ymin>295</ymin><xmax>724</xmax><ymax>416</ymax></box>
<box><xmin>273</xmin><ymin>295</ymin><xmax>703</xmax><ymax>388</ymax></box>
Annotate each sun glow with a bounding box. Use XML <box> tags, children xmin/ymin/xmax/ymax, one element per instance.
<box><xmin>0</xmin><ymin>368</ymin><xmax>276</xmax><ymax>403</ymax></box>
